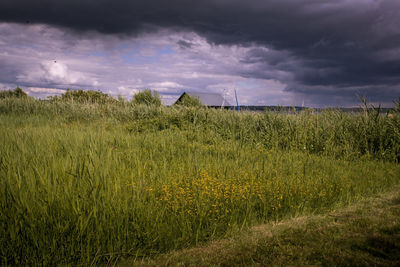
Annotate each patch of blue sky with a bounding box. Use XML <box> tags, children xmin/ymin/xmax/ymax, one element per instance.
<box><xmin>157</xmin><ymin>46</ymin><xmax>174</xmax><ymax>55</ymax></box>
<box><xmin>121</xmin><ymin>45</ymin><xmax>175</xmax><ymax>64</ymax></box>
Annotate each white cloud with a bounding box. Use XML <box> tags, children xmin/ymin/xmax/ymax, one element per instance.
<box><xmin>116</xmin><ymin>86</ymin><xmax>139</xmax><ymax>98</ymax></box>
<box><xmin>27</xmin><ymin>87</ymin><xmax>65</xmax><ymax>94</ymax></box>
<box><xmin>16</xmin><ymin>61</ymin><xmax>99</xmax><ymax>87</ymax></box>
<box><xmin>25</xmin><ymin>87</ymin><xmax>66</xmax><ymax>98</ymax></box>
<box><xmin>149</xmin><ymin>81</ymin><xmax>185</xmax><ymax>92</ymax></box>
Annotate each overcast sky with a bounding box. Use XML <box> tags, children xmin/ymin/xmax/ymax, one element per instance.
<box><xmin>1</xmin><ymin>0</ymin><xmax>399</xmax><ymax>107</ymax></box>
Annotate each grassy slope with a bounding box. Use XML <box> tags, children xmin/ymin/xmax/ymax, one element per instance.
<box><xmin>128</xmin><ymin>186</ymin><xmax>400</xmax><ymax>266</ymax></box>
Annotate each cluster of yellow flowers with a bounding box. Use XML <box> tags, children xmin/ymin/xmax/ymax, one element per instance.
<box><xmin>153</xmin><ymin>169</ymin><xmax>292</xmax><ymax>220</ymax></box>
<box><xmin>142</xmin><ymin>168</ymin><xmax>350</xmax><ymax>222</ymax></box>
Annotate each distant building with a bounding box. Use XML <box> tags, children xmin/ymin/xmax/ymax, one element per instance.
<box><xmin>175</xmin><ymin>92</ymin><xmax>231</xmax><ymax>108</ymax></box>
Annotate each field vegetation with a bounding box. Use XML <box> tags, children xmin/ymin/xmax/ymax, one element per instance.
<box><xmin>129</xmin><ymin>187</ymin><xmax>400</xmax><ymax>266</ymax></box>
<box><xmin>0</xmin><ymin>89</ymin><xmax>399</xmax><ymax>265</ymax></box>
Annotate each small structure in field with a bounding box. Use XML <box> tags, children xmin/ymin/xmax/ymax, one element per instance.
<box><xmin>175</xmin><ymin>92</ymin><xmax>231</xmax><ymax>108</ymax></box>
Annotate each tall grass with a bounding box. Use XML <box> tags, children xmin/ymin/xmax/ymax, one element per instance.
<box><xmin>1</xmin><ymin>97</ymin><xmax>399</xmax><ymax>161</ymax></box>
<box><xmin>0</xmin><ymin>97</ymin><xmax>399</xmax><ymax>265</ymax></box>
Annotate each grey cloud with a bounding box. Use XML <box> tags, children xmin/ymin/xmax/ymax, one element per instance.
<box><xmin>177</xmin><ymin>40</ymin><xmax>193</xmax><ymax>49</ymax></box>
<box><xmin>0</xmin><ymin>0</ymin><xmax>399</xmax><ymax>106</ymax></box>
<box><xmin>1</xmin><ymin>24</ymin><xmax>287</xmax><ymax>105</ymax></box>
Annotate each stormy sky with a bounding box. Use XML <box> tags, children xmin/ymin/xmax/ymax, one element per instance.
<box><xmin>0</xmin><ymin>0</ymin><xmax>399</xmax><ymax>106</ymax></box>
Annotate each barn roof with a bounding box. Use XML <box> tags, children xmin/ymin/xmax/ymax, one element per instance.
<box><xmin>176</xmin><ymin>92</ymin><xmax>231</xmax><ymax>107</ymax></box>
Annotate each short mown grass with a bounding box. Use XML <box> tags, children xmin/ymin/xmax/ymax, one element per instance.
<box><xmin>130</xmin><ymin>186</ymin><xmax>400</xmax><ymax>266</ymax></box>
<box><xmin>0</xmin><ymin>97</ymin><xmax>399</xmax><ymax>265</ymax></box>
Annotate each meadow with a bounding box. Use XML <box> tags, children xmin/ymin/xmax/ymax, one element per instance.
<box><xmin>0</xmin><ymin>94</ymin><xmax>400</xmax><ymax>265</ymax></box>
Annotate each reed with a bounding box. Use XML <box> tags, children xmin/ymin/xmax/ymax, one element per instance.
<box><xmin>0</xmin><ymin>97</ymin><xmax>399</xmax><ymax>265</ymax></box>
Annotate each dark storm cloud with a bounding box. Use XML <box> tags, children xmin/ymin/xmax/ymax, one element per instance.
<box><xmin>177</xmin><ymin>40</ymin><xmax>194</xmax><ymax>49</ymax></box>
<box><xmin>1</xmin><ymin>0</ymin><xmax>400</xmax><ymax>103</ymax></box>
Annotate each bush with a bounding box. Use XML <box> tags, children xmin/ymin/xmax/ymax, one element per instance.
<box><xmin>132</xmin><ymin>90</ymin><xmax>161</xmax><ymax>106</ymax></box>
<box><xmin>0</xmin><ymin>87</ymin><xmax>28</xmax><ymax>99</ymax></box>
<box><xmin>49</xmin><ymin>89</ymin><xmax>116</xmax><ymax>104</ymax></box>
<box><xmin>175</xmin><ymin>93</ymin><xmax>203</xmax><ymax>108</ymax></box>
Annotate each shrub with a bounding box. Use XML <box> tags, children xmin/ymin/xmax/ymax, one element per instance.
<box><xmin>175</xmin><ymin>93</ymin><xmax>203</xmax><ymax>108</ymax></box>
<box><xmin>132</xmin><ymin>90</ymin><xmax>161</xmax><ymax>106</ymax></box>
<box><xmin>50</xmin><ymin>89</ymin><xmax>116</xmax><ymax>104</ymax></box>
<box><xmin>0</xmin><ymin>87</ymin><xmax>28</xmax><ymax>98</ymax></box>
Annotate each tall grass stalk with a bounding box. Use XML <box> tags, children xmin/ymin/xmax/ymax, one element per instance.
<box><xmin>0</xmin><ymin>97</ymin><xmax>399</xmax><ymax>265</ymax></box>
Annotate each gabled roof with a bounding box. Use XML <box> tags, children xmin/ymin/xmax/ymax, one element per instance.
<box><xmin>176</xmin><ymin>92</ymin><xmax>231</xmax><ymax>107</ymax></box>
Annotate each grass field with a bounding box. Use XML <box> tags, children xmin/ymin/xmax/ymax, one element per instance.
<box><xmin>0</xmin><ymin>97</ymin><xmax>399</xmax><ymax>265</ymax></box>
